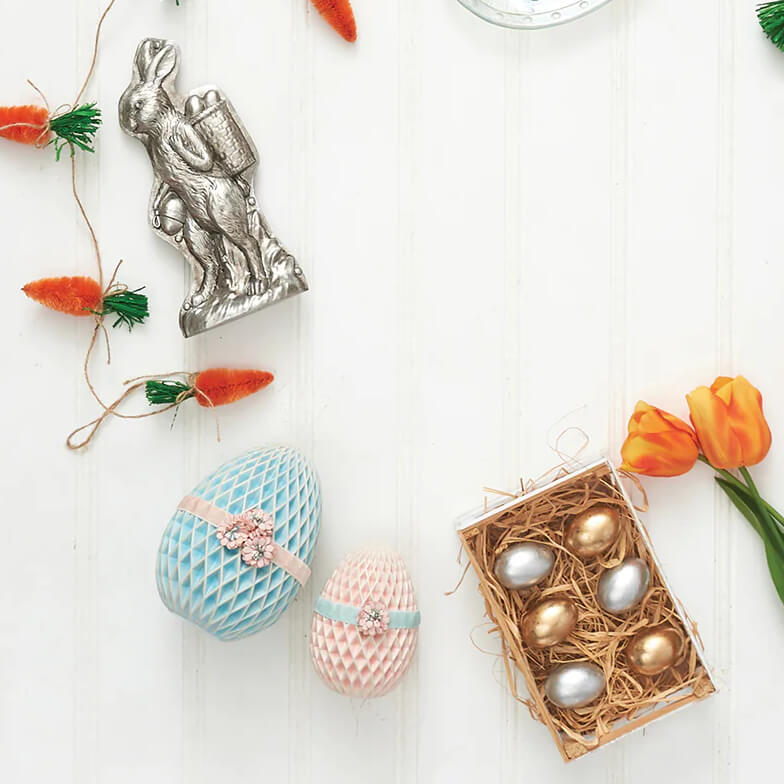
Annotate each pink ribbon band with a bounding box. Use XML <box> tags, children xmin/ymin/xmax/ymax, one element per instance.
<box><xmin>177</xmin><ymin>495</ymin><xmax>312</xmax><ymax>586</ymax></box>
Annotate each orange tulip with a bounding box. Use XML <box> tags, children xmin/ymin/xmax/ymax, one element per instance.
<box><xmin>620</xmin><ymin>401</ymin><xmax>700</xmax><ymax>476</ymax></box>
<box><xmin>686</xmin><ymin>376</ymin><xmax>772</xmax><ymax>469</ymax></box>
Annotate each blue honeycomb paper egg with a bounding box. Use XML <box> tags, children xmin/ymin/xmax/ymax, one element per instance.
<box><xmin>156</xmin><ymin>446</ymin><xmax>321</xmax><ymax>641</ymax></box>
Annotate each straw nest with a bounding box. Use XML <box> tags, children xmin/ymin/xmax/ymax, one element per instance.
<box><xmin>462</xmin><ymin>468</ymin><xmax>713</xmax><ymax>751</ymax></box>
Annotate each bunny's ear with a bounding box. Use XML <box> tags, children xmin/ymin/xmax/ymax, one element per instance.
<box><xmin>146</xmin><ymin>44</ymin><xmax>178</xmax><ymax>86</ymax></box>
<box><xmin>135</xmin><ymin>39</ymin><xmax>162</xmax><ymax>81</ymax></box>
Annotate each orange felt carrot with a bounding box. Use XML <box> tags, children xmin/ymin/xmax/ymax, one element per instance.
<box><xmin>23</xmin><ymin>275</ymin><xmax>149</xmax><ymax>329</ymax></box>
<box><xmin>23</xmin><ymin>276</ymin><xmax>102</xmax><ymax>315</ymax></box>
<box><xmin>0</xmin><ymin>105</ymin><xmax>50</xmax><ymax>145</ymax></box>
<box><xmin>0</xmin><ymin>102</ymin><xmax>101</xmax><ymax>159</ymax></box>
<box><xmin>192</xmin><ymin>368</ymin><xmax>275</xmax><ymax>407</ymax></box>
<box><xmin>145</xmin><ymin>369</ymin><xmax>274</xmax><ymax>408</ymax></box>
<box><xmin>310</xmin><ymin>0</ymin><xmax>357</xmax><ymax>42</ymax></box>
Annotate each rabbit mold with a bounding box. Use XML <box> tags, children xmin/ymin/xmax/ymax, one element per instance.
<box><xmin>119</xmin><ymin>38</ymin><xmax>308</xmax><ymax>338</ymax></box>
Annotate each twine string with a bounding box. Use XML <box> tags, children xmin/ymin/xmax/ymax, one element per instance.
<box><xmin>0</xmin><ymin>0</ymin><xmax>116</xmax><ymax>140</ymax></box>
<box><xmin>66</xmin><ymin>372</ymin><xmax>222</xmax><ymax>451</ymax></box>
<box><xmin>82</xmin><ymin>259</ymin><xmax>128</xmax><ymax>411</ymax></box>
<box><xmin>0</xmin><ymin>120</ymin><xmax>49</xmax><ymax>144</ymax></box>
<box><xmin>63</xmin><ymin>0</ymin><xmax>129</xmax><ymax>438</ymax></box>
<box><xmin>74</xmin><ymin>0</ymin><xmax>117</xmax><ymax>107</ymax></box>
<box><xmin>72</xmin><ymin>153</ymin><xmax>104</xmax><ymax>289</ymax></box>
<box><xmin>0</xmin><ymin>0</ymin><xmax>124</xmax><ymax>441</ymax></box>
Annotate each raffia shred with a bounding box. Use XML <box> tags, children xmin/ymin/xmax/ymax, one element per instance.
<box><xmin>462</xmin><ymin>466</ymin><xmax>714</xmax><ymax>748</ymax></box>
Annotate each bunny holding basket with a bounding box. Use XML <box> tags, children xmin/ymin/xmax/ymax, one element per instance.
<box><xmin>119</xmin><ymin>38</ymin><xmax>308</xmax><ymax>337</ymax></box>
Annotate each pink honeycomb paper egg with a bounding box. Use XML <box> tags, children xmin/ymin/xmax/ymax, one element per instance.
<box><xmin>310</xmin><ymin>549</ymin><xmax>420</xmax><ymax>698</ymax></box>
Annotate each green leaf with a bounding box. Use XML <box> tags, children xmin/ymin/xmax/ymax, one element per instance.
<box><xmin>715</xmin><ymin>476</ymin><xmax>784</xmax><ymax>607</ymax></box>
<box><xmin>715</xmin><ymin>477</ymin><xmax>763</xmax><ymax>537</ymax></box>
<box><xmin>765</xmin><ymin>544</ymin><xmax>784</xmax><ymax>606</ymax></box>
<box><xmin>738</xmin><ymin>466</ymin><xmax>784</xmax><ymax>564</ymax></box>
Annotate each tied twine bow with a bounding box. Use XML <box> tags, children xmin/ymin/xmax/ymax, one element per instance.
<box><xmin>0</xmin><ymin>82</ymin><xmax>99</xmax><ymax>155</ymax></box>
<box><xmin>66</xmin><ymin>372</ymin><xmax>220</xmax><ymax>451</ymax></box>
<box><xmin>0</xmin><ymin>0</ymin><xmax>114</xmax><ymax>153</ymax></box>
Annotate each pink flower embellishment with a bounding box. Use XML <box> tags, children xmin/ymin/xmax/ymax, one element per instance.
<box><xmin>357</xmin><ymin>601</ymin><xmax>390</xmax><ymax>636</ymax></box>
<box><xmin>215</xmin><ymin>519</ymin><xmax>249</xmax><ymax>550</ymax></box>
<box><xmin>215</xmin><ymin>508</ymin><xmax>275</xmax><ymax>563</ymax></box>
<box><xmin>241</xmin><ymin>534</ymin><xmax>275</xmax><ymax>568</ymax></box>
<box><xmin>244</xmin><ymin>508</ymin><xmax>274</xmax><ymax>538</ymax></box>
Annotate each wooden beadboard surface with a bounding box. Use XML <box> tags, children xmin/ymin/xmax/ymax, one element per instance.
<box><xmin>1</xmin><ymin>1</ymin><xmax>782</xmax><ymax>781</ymax></box>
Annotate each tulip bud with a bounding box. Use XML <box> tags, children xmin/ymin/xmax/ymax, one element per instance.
<box><xmin>620</xmin><ymin>401</ymin><xmax>700</xmax><ymax>477</ymax></box>
<box><xmin>686</xmin><ymin>376</ymin><xmax>772</xmax><ymax>469</ymax></box>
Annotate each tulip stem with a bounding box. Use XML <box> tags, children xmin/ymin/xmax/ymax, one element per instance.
<box><xmin>698</xmin><ymin>455</ymin><xmax>784</xmax><ymax>526</ymax></box>
<box><xmin>738</xmin><ymin>466</ymin><xmax>784</xmax><ymax>563</ymax></box>
<box><xmin>698</xmin><ymin>454</ymin><xmax>784</xmax><ymax>551</ymax></box>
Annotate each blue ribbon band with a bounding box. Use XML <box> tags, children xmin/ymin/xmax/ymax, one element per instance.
<box><xmin>314</xmin><ymin>597</ymin><xmax>421</xmax><ymax>629</ymax></box>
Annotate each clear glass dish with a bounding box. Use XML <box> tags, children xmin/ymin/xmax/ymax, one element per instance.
<box><xmin>455</xmin><ymin>0</ymin><xmax>613</xmax><ymax>29</ymax></box>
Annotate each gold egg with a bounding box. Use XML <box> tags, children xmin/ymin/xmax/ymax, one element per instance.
<box><xmin>521</xmin><ymin>598</ymin><xmax>578</xmax><ymax>649</ymax></box>
<box><xmin>627</xmin><ymin>626</ymin><xmax>684</xmax><ymax>676</ymax></box>
<box><xmin>564</xmin><ymin>504</ymin><xmax>622</xmax><ymax>558</ymax></box>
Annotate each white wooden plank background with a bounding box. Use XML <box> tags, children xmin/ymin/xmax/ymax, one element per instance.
<box><xmin>2</xmin><ymin>0</ymin><xmax>783</xmax><ymax>780</ymax></box>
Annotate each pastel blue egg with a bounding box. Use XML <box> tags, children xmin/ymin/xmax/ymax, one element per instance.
<box><xmin>156</xmin><ymin>446</ymin><xmax>321</xmax><ymax>641</ymax></box>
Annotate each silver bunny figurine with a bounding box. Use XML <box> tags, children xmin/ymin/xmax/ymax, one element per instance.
<box><xmin>119</xmin><ymin>38</ymin><xmax>307</xmax><ymax>337</ymax></box>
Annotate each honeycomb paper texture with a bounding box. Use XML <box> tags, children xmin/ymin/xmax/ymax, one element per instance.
<box><xmin>157</xmin><ymin>446</ymin><xmax>321</xmax><ymax>640</ymax></box>
<box><xmin>310</xmin><ymin>550</ymin><xmax>419</xmax><ymax>698</ymax></box>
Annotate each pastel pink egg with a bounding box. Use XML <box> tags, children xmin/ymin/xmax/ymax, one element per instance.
<box><xmin>310</xmin><ymin>549</ymin><xmax>419</xmax><ymax>698</ymax></box>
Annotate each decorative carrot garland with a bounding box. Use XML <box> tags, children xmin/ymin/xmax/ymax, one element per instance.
<box><xmin>758</xmin><ymin>2</ymin><xmax>784</xmax><ymax>50</ymax></box>
<box><xmin>310</xmin><ymin>0</ymin><xmax>357</xmax><ymax>42</ymax></box>
<box><xmin>66</xmin><ymin>368</ymin><xmax>275</xmax><ymax>450</ymax></box>
<box><xmin>3</xmin><ymin>0</ymin><xmax>154</xmax><ymax>449</ymax></box>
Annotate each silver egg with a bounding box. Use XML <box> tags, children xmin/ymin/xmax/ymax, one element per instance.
<box><xmin>544</xmin><ymin>662</ymin><xmax>606</xmax><ymax>709</ymax></box>
<box><xmin>184</xmin><ymin>94</ymin><xmax>204</xmax><ymax>117</ymax></box>
<box><xmin>493</xmin><ymin>542</ymin><xmax>555</xmax><ymax>591</ymax></box>
<box><xmin>158</xmin><ymin>193</ymin><xmax>187</xmax><ymax>236</ymax></box>
<box><xmin>597</xmin><ymin>557</ymin><xmax>650</xmax><ymax>614</ymax></box>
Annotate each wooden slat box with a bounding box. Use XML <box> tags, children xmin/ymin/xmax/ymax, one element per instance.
<box><xmin>457</xmin><ymin>459</ymin><xmax>716</xmax><ymax>762</ymax></box>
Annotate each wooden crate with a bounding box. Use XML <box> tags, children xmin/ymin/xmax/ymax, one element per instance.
<box><xmin>457</xmin><ymin>459</ymin><xmax>716</xmax><ymax>762</ymax></box>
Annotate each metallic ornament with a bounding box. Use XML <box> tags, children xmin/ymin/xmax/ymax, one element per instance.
<box><xmin>544</xmin><ymin>662</ymin><xmax>606</xmax><ymax>709</ymax></box>
<box><xmin>119</xmin><ymin>38</ymin><xmax>308</xmax><ymax>337</ymax></box>
<box><xmin>455</xmin><ymin>0</ymin><xmax>613</xmax><ymax>31</ymax></box>
<box><xmin>493</xmin><ymin>542</ymin><xmax>555</xmax><ymax>591</ymax></box>
<box><xmin>521</xmin><ymin>598</ymin><xmax>578</xmax><ymax>649</ymax></box>
<box><xmin>627</xmin><ymin>626</ymin><xmax>684</xmax><ymax>676</ymax></box>
<box><xmin>597</xmin><ymin>557</ymin><xmax>650</xmax><ymax>614</ymax></box>
<box><xmin>564</xmin><ymin>504</ymin><xmax>621</xmax><ymax>559</ymax></box>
